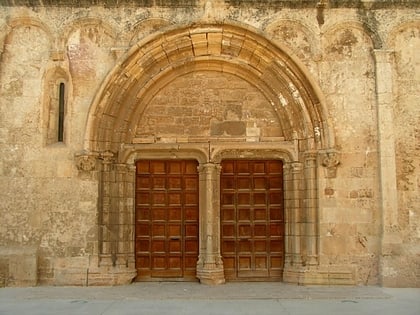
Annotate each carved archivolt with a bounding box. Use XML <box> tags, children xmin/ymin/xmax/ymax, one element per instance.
<box><xmin>84</xmin><ymin>23</ymin><xmax>335</xmax><ymax>154</ymax></box>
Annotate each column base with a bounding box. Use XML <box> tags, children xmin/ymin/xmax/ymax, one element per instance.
<box><xmin>197</xmin><ymin>268</ymin><xmax>225</xmax><ymax>285</ymax></box>
<box><xmin>87</xmin><ymin>255</ymin><xmax>137</xmax><ymax>286</ymax></box>
<box><xmin>283</xmin><ymin>266</ymin><xmax>356</xmax><ymax>285</ymax></box>
<box><xmin>196</xmin><ymin>257</ymin><xmax>225</xmax><ymax>285</ymax></box>
<box><xmin>86</xmin><ymin>263</ymin><xmax>137</xmax><ymax>286</ymax></box>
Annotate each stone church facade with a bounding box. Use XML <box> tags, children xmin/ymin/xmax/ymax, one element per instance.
<box><xmin>0</xmin><ymin>0</ymin><xmax>419</xmax><ymax>287</ymax></box>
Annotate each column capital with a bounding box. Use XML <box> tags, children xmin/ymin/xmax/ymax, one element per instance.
<box><xmin>303</xmin><ymin>150</ymin><xmax>318</xmax><ymax>163</ymax></box>
<box><xmin>114</xmin><ymin>163</ymin><xmax>132</xmax><ymax>171</ymax></box>
<box><xmin>290</xmin><ymin>161</ymin><xmax>304</xmax><ymax>173</ymax></box>
<box><xmin>100</xmin><ymin>151</ymin><xmax>116</xmax><ymax>164</ymax></box>
<box><xmin>373</xmin><ymin>49</ymin><xmax>395</xmax><ymax>63</ymax></box>
<box><xmin>197</xmin><ymin>162</ymin><xmax>221</xmax><ymax>174</ymax></box>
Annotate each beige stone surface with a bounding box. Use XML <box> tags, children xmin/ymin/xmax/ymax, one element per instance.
<box><xmin>0</xmin><ymin>1</ymin><xmax>418</xmax><ymax>287</ymax></box>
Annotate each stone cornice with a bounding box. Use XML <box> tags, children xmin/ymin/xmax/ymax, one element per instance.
<box><xmin>1</xmin><ymin>0</ymin><xmax>418</xmax><ymax>9</ymax></box>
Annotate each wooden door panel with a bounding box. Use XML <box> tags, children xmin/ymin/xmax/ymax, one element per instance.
<box><xmin>185</xmin><ymin>225</ymin><xmax>197</xmax><ymax>236</ymax></box>
<box><xmin>254</xmin><ymin>240</ymin><xmax>267</xmax><ymax>252</ymax></box>
<box><xmin>150</xmin><ymin>161</ymin><xmax>165</xmax><ymax>173</ymax></box>
<box><xmin>185</xmin><ymin>207</ymin><xmax>198</xmax><ymax>221</ymax></box>
<box><xmin>168</xmin><ymin>207</ymin><xmax>182</xmax><ymax>220</ymax></box>
<box><xmin>221</xmin><ymin>160</ymin><xmax>284</xmax><ymax>281</ymax></box>
<box><xmin>169</xmin><ymin>239</ymin><xmax>181</xmax><ymax>251</ymax></box>
<box><xmin>255</xmin><ymin>256</ymin><xmax>268</xmax><ymax>270</ymax></box>
<box><xmin>135</xmin><ymin>160</ymin><xmax>199</xmax><ymax>281</ymax></box>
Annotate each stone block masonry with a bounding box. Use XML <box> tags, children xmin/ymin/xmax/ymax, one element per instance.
<box><xmin>0</xmin><ymin>0</ymin><xmax>418</xmax><ymax>287</ymax></box>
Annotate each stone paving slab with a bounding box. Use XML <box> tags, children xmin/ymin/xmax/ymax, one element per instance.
<box><xmin>0</xmin><ymin>282</ymin><xmax>391</xmax><ymax>300</ymax></box>
<box><xmin>0</xmin><ymin>283</ymin><xmax>419</xmax><ymax>315</ymax></box>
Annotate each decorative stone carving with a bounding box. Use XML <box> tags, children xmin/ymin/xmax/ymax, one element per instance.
<box><xmin>291</xmin><ymin>161</ymin><xmax>303</xmax><ymax>173</ymax></box>
<box><xmin>321</xmin><ymin>149</ymin><xmax>340</xmax><ymax>178</ymax></box>
<box><xmin>304</xmin><ymin>151</ymin><xmax>318</xmax><ymax>165</ymax></box>
<box><xmin>100</xmin><ymin>151</ymin><xmax>115</xmax><ymax>164</ymax></box>
<box><xmin>316</xmin><ymin>0</ymin><xmax>327</xmax><ymax>26</ymax></box>
<box><xmin>75</xmin><ymin>151</ymin><xmax>98</xmax><ymax>172</ymax></box>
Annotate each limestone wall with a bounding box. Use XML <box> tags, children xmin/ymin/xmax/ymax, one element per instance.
<box><xmin>0</xmin><ymin>1</ymin><xmax>418</xmax><ymax>287</ymax></box>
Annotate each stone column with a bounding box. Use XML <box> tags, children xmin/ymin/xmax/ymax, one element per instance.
<box><xmin>283</xmin><ymin>163</ymin><xmax>293</xmax><ymax>267</ymax></box>
<box><xmin>283</xmin><ymin>160</ymin><xmax>305</xmax><ymax>284</ymax></box>
<box><xmin>98</xmin><ymin>151</ymin><xmax>115</xmax><ymax>267</ymax></box>
<box><xmin>196</xmin><ymin>163</ymin><xmax>225</xmax><ymax>285</ymax></box>
<box><xmin>373</xmin><ymin>50</ymin><xmax>399</xmax><ymax>286</ymax></box>
<box><xmin>303</xmin><ymin>151</ymin><xmax>319</xmax><ymax>266</ymax></box>
<box><xmin>125</xmin><ymin>164</ymin><xmax>136</xmax><ymax>270</ymax></box>
<box><xmin>290</xmin><ymin>161</ymin><xmax>304</xmax><ymax>266</ymax></box>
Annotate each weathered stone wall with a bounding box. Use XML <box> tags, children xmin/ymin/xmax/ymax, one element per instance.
<box><xmin>0</xmin><ymin>0</ymin><xmax>418</xmax><ymax>287</ymax></box>
<box><xmin>387</xmin><ymin>23</ymin><xmax>420</xmax><ymax>287</ymax></box>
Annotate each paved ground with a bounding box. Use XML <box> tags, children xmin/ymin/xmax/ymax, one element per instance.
<box><xmin>0</xmin><ymin>282</ymin><xmax>419</xmax><ymax>315</ymax></box>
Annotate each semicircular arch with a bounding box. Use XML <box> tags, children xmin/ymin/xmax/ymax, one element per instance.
<box><xmin>85</xmin><ymin>23</ymin><xmax>335</xmax><ymax>154</ymax></box>
<box><xmin>386</xmin><ymin>19</ymin><xmax>420</xmax><ymax>48</ymax></box>
<box><xmin>60</xmin><ymin>17</ymin><xmax>118</xmax><ymax>49</ymax></box>
<box><xmin>322</xmin><ymin>19</ymin><xmax>382</xmax><ymax>49</ymax></box>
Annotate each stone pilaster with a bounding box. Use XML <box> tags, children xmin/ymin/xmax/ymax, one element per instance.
<box><xmin>373</xmin><ymin>49</ymin><xmax>399</xmax><ymax>287</ymax></box>
<box><xmin>196</xmin><ymin>163</ymin><xmax>225</xmax><ymax>285</ymax></box>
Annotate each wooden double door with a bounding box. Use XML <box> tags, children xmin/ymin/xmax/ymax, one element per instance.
<box><xmin>135</xmin><ymin>159</ymin><xmax>284</xmax><ymax>282</ymax></box>
<box><xmin>135</xmin><ymin>160</ymin><xmax>199</xmax><ymax>281</ymax></box>
<box><xmin>220</xmin><ymin>160</ymin><xmax>285</xmax><ymax>281</ymax></box>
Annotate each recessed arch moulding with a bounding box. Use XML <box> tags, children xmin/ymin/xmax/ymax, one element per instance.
<box><xmin>78</xmin><ymin>23</ymin><xmax>345</xmax><ymax>285</ymax></box>
<box><xmin>85</xmin><ymin>23</ymin><xmax>335</xmax><ymax>154</ymax></box>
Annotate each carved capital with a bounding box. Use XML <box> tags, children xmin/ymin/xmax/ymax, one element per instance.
<box><xmin>320</xmin><ymin>149</ymin><xmax>340</xmax><ymax>178</ymax></box>
<box><xmin>198</xmin><ymin>162</ymin><xmax>222</xmax><ymax>175</ymax></box>
<box><xmin>304</xmin><ymin>150</ymin><xmax>318</xmax><ymax>167</ymax></box>
<box><xmin>75</xmin><ymin>151</ymin><xmax>98</xmax><ymax>172</ymax></box>
<box><xmin>100</xmin><ymin>151</ymin><xmax>116</xmax><ymax>164</ymax></box>
<box><xmin>291</xmin><ymin>161</ymin><xmax>303</xmax><ymax>173</ymax></box>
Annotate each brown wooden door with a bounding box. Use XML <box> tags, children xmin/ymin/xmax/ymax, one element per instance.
<box><xmin>135</xmin><ymin>160</ymin><xmax>199</xmax><ymax>281</ymax></box>
<box><xmin>221</xmin><ymin>160</ymin><xmax>284</xmax><ymax>281</ymax></box>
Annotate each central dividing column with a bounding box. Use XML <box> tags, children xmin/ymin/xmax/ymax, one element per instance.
<box><xmin>196</xmin><ymin>163</ymin><xmax>225</xmax><ymax>285</ymax></box>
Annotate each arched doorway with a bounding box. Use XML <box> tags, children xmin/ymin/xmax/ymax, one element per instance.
<box><xmin>78</xmin><ymin>23</ymin><xmax>337</xmax><ymax>285</ymax></box>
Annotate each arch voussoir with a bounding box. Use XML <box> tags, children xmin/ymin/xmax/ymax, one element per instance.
<box><xmin>85</xmin><ymin>22</ymin><xmax>335</xmax><ymax>154</ymax></box>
